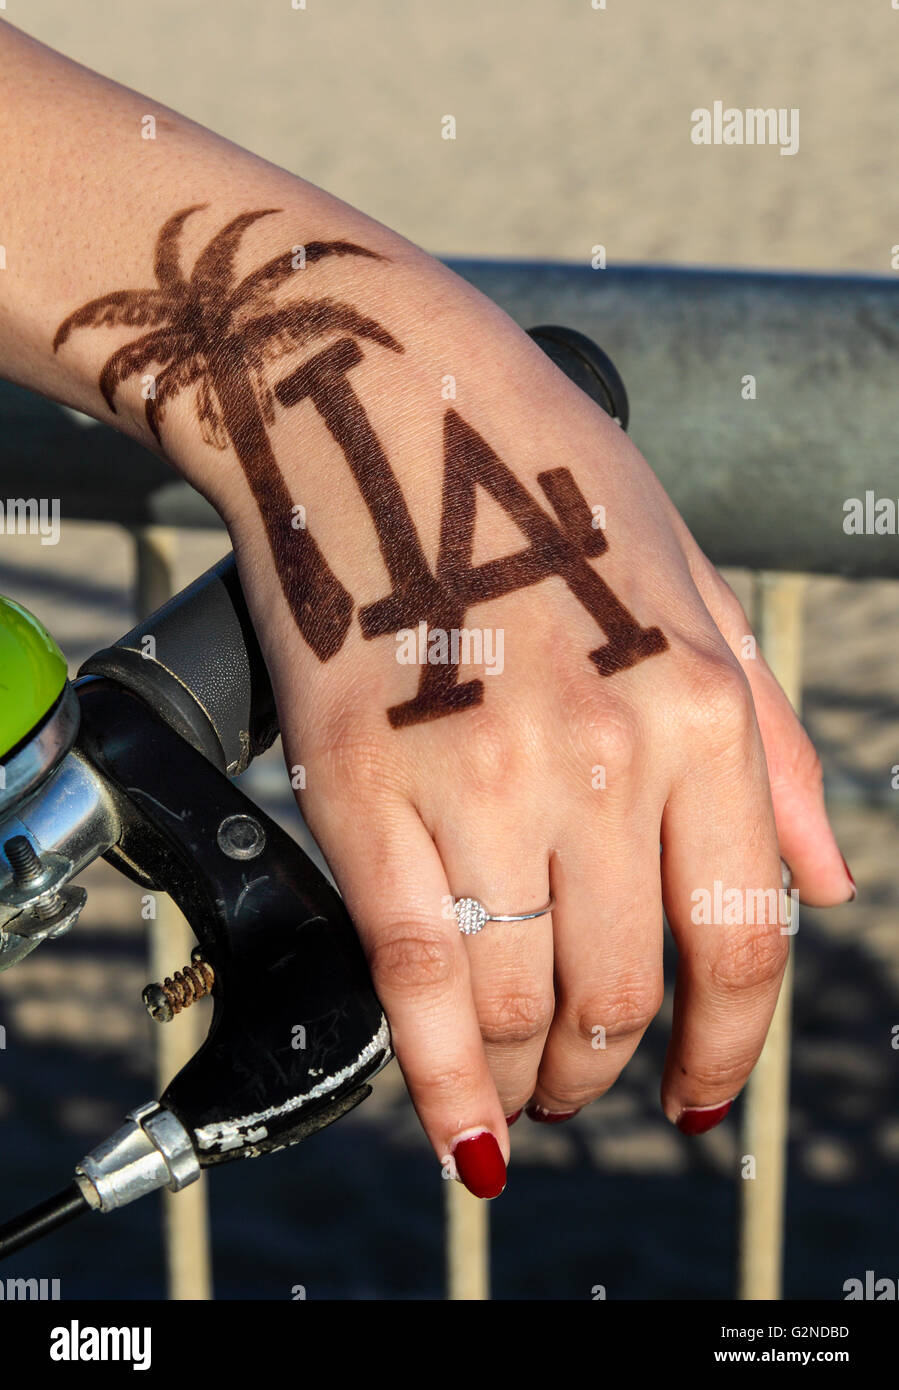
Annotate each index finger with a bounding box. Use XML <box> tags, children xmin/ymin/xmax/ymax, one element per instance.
<box><xmin>306</xmin><ymin>792</ymin><xmax>510</xmax><ymax>1198</ymax></box>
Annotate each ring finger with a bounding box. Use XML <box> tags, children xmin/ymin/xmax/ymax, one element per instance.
<box><xmin>434</xmin><ymin>812</ymin><xmax>554</xmax><ymax>1118</ymax></box>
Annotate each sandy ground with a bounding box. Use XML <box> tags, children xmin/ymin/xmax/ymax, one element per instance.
<box><xmin>10</xmin><ymin>0</ymin><xmax>899</xmax><ymax>271</ymax></box>
<box><xmin>0</xmin><ymin>0</ymin><xmax>897</xmax><ymax>1299</ymax></box>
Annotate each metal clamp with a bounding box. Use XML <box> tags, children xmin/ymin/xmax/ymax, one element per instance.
<box><xmin>0</xmin><ymin>682</ymin><xmax>80</xmax><ymax>818</ymax></box>
<box><xmin>75</xmin><ymin>1101</ymin><xmax>200</xmax><ymax>1213</ymax></box>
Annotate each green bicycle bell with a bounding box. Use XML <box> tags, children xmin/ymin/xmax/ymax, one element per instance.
<box><xmin>0</xmin><ymin>597</ymin><xmax>86</xmax><ymax>969</ymax></box>
<box><xmin>0</xmin><ymin>595</ymin><xmax>79</xmax><ymax>819</ymax></box>
<box><xmin>0</xmin><ymin>595</ymin><xmax>68</xmax><ymax>756</ymax></box>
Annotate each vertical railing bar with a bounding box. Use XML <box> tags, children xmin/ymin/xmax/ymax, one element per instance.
<box><xmin>445</xmin><ymin>1179</ymin><xmax>490</xmax><ymax>1300</ymax></box>
<box><xmin>133</xmin><ymin>526</ymin><xmax>213</xmax><ymax>1302</ymax></box>
<box><xmin>736</xmin><ymin>570</ymin><xmax>807</xmax><ymax>1300</ymax></box>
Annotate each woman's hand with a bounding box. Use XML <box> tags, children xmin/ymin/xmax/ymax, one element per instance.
<box><xmin>170</xmin><ymin>226</ymin><xmax>852</xmax><ymax>1198</ymax></box>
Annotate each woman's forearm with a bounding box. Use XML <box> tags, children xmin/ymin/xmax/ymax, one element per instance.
<box><xmin>0</xmin><ymin>20</ymin><xmax>495</xmax><ymax>475</ymax></box>
<box><xmin>1</xmin><ymin>17</ymin><xmax>566</xmax><ymax>677</ymax></box>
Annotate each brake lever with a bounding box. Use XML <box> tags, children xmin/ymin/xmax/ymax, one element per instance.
<box><xmin>67</xmin><ymin>674</ymin><xmax>390</xmax><ymax>1211</ymax></box>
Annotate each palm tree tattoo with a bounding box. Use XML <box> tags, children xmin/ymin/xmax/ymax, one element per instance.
<box><xmin>55</xmin><ymin>206</ymin><xmax>667</xmax><ymax>728</ymax></box>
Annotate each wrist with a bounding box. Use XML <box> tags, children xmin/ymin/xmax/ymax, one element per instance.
<box><xmin>162</xmin><ymin>229</ymin><xmax>523</xmax><ymax>536</ymax></box>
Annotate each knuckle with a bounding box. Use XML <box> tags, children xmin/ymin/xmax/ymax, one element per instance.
<box><xmin>558</xmin><ymin>675</ymin><xmax>638</xmax><ymax>779</ymax></box>
<box><xmin>308</xmin><ymin>700</ymin><xmax>404</xmax><ymax>800</ymax></box>
<box><xmin>541</xmin><ymin>1077</ymin><xmax>612</xmax><ymax>1110</ymax></box>
<box><xmin>457</xmin><ymin>703</ymin><xmax>522</xmax><ymax>795</ymax></box>
<box><xmin>590</xmin><ymin>702</ymin><xmax>638</xmax><ymax>780</ymax></box>
<box><xmin>682</xmin><ymin>1050</ymin><xmax>759</xmax><ymax>1097</ymax></box>
<box><xmin>771</xmin><ymin>725</ymin><xmax>824</xmax><ymax>799</ymax></box>
<box><xmin>680</xmin><ymin>650</ymin><xmax>756</xmax><ymax>745</ymax></box>
<box><xmin>708</xmin><ymin>922</ymin><xmax>789</xmax><ymax>994</ymax></box>
<box><xmin>708</xmin><ymin>571</ymin><xmax>751</xmax><ymax>628</ymax></box>
<box><xmin>572</xmin><ymin>978</ymin><xmax>664</xmax><ymax>1043</ymax></box>
<box><xmin>412</xmin><ymin>1062</ymin><xmax>478</xmax><ymax>1106</ymax></box>
<box><xmin>369</xmin><ymin>931</ymin><xmax>457</xmax><ymax>994</ymax></box>
<box><xmin>479</xmin><ymin>988</ymin><xmax>555</xmax><ymax>1046</ymax></box>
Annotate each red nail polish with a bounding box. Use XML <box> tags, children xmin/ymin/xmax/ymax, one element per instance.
<box><xmin>525</xmin><ymin>1103</ymin><xmax>579</xmax><ymax>1125</ymax></box>
<box><xmin>452</xmin><ymin>1131</ymin><xmax>506</xmax><ymax>1199</ymax></box>
<box><xmin>505</xmin><ymin>1109</ymin><xmax>522</xmax><ymax>1126</ymax></box>
<box><xmin>841</xmin><ymin>854</ymin><xmax>857</xmax><ymax>901</ymax></box>
<box><xmin>676</xmin><ymin>1099</ymin><xmax>733</xmax><ymax>1135</ymax></box>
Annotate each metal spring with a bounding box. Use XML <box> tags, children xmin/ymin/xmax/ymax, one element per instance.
<box><xmin>143</xmin><ymin>956</ymin><xmax>214</xmax><ymax>1023</ymax></box>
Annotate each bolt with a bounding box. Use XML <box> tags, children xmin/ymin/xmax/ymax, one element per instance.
<box><xmin>142</xmin><ymin>950</ymin><xmax>215</xmax><ymax>1024</ymax></box>
<box><xmin>142</xmin><ymin>982</ymin><xmax>174</xmax><ymax>1024</ymax></box>
<box><xmin>4</xmin><ymin>835</ymin><xmax>43</xmax><ymax>884</ymax></box>
<box><xmin>216</xmin><ymin>814</ymin><xmax>266</xmax><ymax>861</ymax></box>
<box><xmin>3</xmin><ymin>835</ymin><xmax>63</xmax><ymax>921</ymax></box>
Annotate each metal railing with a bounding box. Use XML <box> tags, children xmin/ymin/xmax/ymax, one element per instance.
<box><xmin>1</xmin><ymin>262</ymin><xmax>896</xmax><ymax>1300</ymax></box>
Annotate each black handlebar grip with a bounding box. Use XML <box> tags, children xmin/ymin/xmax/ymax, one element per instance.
<box><xmin>79</xmin><ymin>553</ymin><xmax>278</xmax><ymax>776</ymax></box>
<box><xmin>80</xmin><ymin>328</ymin><xmax>629</xmax><ymax>773</ymax></box>
<box><xmin>527</xmin><ymin>325</ymin><xmax>629</xmax><ymax>430</ymax></box>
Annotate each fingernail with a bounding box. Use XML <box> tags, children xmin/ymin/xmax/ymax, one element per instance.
<box><xmin>841</xmin><ymin>854</ymin><xmax>857</xmax><ymax>901</ymax></box>
<box><xmin>505</xmin><ymin>1109</ymin><xmax>522</xmax><ymax>1126</ymax></box>
<box><xmin>451</xmin><ymin>1130</ymin><xmax>506</xmax><ymax>1199</ymax></box>
<box><xmin>525</xmin><ymin>1103</ymin><xmax>579</xmax><ymax>1125</ymax></box>
<box><xmin>676</xmin><ymin>1099</ymin><xmax>734</xmax><ymax>1135</ymax></box>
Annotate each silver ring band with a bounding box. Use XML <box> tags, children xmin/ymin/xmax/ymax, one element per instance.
<box><xmin>454</xmin><ymin>895</ymin><xmax>554</xmax><ymax>935</ymax></box>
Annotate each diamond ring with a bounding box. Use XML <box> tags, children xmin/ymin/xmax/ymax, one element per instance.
<box><xmin>454</xmin><ymin>895</ymin><xmax>555</xmax><ymax>935</ymax></box>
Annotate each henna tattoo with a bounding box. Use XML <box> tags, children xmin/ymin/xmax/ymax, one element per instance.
<box><xmin>276</xmin><ymin>337</ymin><xmax>667</xmax><ymax>724</ymax></box>
<box><xmin>55</xmin><ymin>206</ymin><xmax>668</xmax><ymax>730</ymax></box>
<box><xmin>53</xmin><ymin>205</ymin><xmax>399</xmax><ymax>660</ymax></box>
